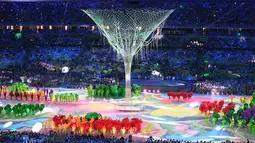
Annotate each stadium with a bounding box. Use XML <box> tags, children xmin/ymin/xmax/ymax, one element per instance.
<box><xmin>0</xmin><ymin>0</ymin><xmax>255</xmax><ymax>142</ymax></box>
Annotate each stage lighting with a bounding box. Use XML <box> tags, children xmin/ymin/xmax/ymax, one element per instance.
<box><xmin>32</xmin><ymin>122</ymin><xmax>42</xmax><ymax>133</ymax></box>
<box><xmin>153</xmin><ymin>90</ymin><xmax>155</xmax><ymax>92</ymax></box>
<box><xmin>20</xmin><ymin>76</ymin><xmax>26</xmax><ymax>82</ymax></box>
<box><xmin>143</xmin><ymin>89</ymin><xmax>147</xmax><ymax>93</ymax></box>
<box><xmin>157</xmin><ymin>90</ymin><xmax>160</xmax><ymax>93</ymax></box>
<box><xmin>3</xmin><ymin>121</ymin><xmax>13</xmax><ymax>128</ymax></box>
<box><xmin>27</xmin><ymin>78</ymin><xmax>32</xmax><ymax>83</ymax></box>
<box><xmin>189</xmin><ymin>102</ymin><xmax>199</xmax><ymax>108</ymax></box>
<box><xmin>215</xmin><ymin>126</ymin><xmax>221</xmax><ymax>131</ymax></box>
<box><xmin>19</xmin><ymin>26</ymin><xmax>23</xmax><ymax>32</ymax></box>
<box><xmin>152</xmin><ymin>70</ymin><xmax>160</xmax><ymax>76</ymax></box>
<box><xmin>148</xmin><ymin>90</ymin><xmax>151</xmax><ymax>92</ymax></box>
<box><xmin>61</xmin><ymin>67</ymin><xmax>70</xmax><ymax>73</ymax></box>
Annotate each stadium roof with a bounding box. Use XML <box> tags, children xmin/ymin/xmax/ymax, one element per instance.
<box><xmin>1</xmin><ymin>0</ymin><xmax>255</xmax><ymax>2</ymax></box>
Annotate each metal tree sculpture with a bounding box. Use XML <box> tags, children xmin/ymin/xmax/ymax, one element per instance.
<box><xmin>83</xmin><ymin>9</ymin><xmax>174</xmax><ymax>100</ymax></box>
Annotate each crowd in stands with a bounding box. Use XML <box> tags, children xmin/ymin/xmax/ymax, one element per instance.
<box><xmin>0</xmin><ymin>1</ymin><xmax>255</xmax><ymax>27</ymax></box>
<box><xmin>204</xmin><ymin>37</ymin><xmax>250</xmax><ymax>49</ymax></box>
<box><xmin>146</xmin><ymin>136</ymin><xmax>253</xmax><ymax>143</ymax></box>
<box><xmin>77</xmin><ymin>47</ymin><xmax>123</xmax><ymax>74</ymax></box>
<box><xmin>194</xmin><ymin>80</ymin><xmax>255</xmax><ymax>95</ymax></box>
<box><xmin>0</xmin><ymin>131</ymin><xmax>251</xmax><ymax>143</ymax></box>
<box><xmin>194</xmin><ymin>80</ymin><xmax>240</xmax><ymax>95</ymax></box>
<box><xmin>216</xmin><ymin>38</ymin><xmax>248</xmax><ymax>49</ymax></box>
<box><xmin>28</xmin><ymin>47</ymin><xmax>81</xmax><ymax>62</ymax></box>
<box><xmin>0</xmin><ymin>131</ymin><xmax>132</xmax><ymax>143</ymax></box>
<box><xmin>243</xmin><ymin>82</ymin><xmax>255</xmax><ymax>95</ymax></box>
<box><xmin>203</xmin><ymin>50</ymin><xmax>254</xmax><ymax>64</ymax></box>
<box><xmin>168</xmin><ymin>2</ymin><xmax>255</xmax><ymax>27</ymax></box>
<box><xmin>0</xmin><ymin>49</ymin><xmax>26</xmax><ymax>68</ymax></box>
<box><xmin>0</xmin><ymin>44</ymin><xmax>254</xmax><ymax>84</ymax></box>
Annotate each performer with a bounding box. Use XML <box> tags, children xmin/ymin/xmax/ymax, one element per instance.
<box><xmin>21</xmin><ymin>91</ymin><xmax>24</xmax><ymax>101</ymax></box>
<box><xmin>50</xmin><ymin>89</ymin><xmax>53</xmax><ymax>95</ymax></box>
<box><xmin>4</xmin><ymin>90</ymin><xmax>7</xmax><ymax>99</ymax></box>
<box><xmin>25</xmin><ymin>91</ymin><xmax>28</xmax><ymax>101</ymax></box>
<box><xmin>15</xmin><ymin>90</ymin><xmax>19</xmax><ymax>100</ymax></box>
<box><xmin>33</xmin><ymin>92</ymin><xmax>37</xmax><ymax>101</ymax></box>
<box><xmin>31</xmin><ymin>92</ymin><xmax>34</xmax><ymax>101</ymax></box>
<box><xmin>0</xmin><ymin>88</ymin><xmax>2</xmax><ymax>98</ymax></box>
<box><xmin>27</xmin><ymin>92</ymin><xmax>31</xmax><ymax>101</ymax></box>
<box><xmin>37</xmin><ymin>91</ymin><xmax>40</xmax><ymax>102</ymax></box>
<box><xmin>39</xmin><ymin>90</ymin><xmax>44</xmax><ymax>102</ymax></box>
<box><xmin>10</xmin><ymin>91</ymin><xmax>14</xmax><ymax>100</ymax></box>
<box><xmin>44</xmin><ymin>94</ymin><xmax>48</xmax><ymax>102</ymax></box>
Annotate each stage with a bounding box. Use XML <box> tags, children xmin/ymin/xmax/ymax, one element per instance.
<box><xmin>119</xmin><ymin>79</ymin><xmax>186</xmax><ymax>92</ymax></box>
<box><xmin>0</xmin><ymin>88</ymin><xmax>254</xmax><ymax>142</ymax></box>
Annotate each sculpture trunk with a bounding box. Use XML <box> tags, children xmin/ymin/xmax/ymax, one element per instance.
<box><xmin>123</xmin><ymin>56</ymin><xmax>133</xmax><ymax>99</ymax></box>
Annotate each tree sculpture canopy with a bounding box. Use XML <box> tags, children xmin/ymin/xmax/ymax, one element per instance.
<box><xmin>83</xmin><ymin>9</ymin><xmax>174</xmax><ymax>99</ymax></box>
